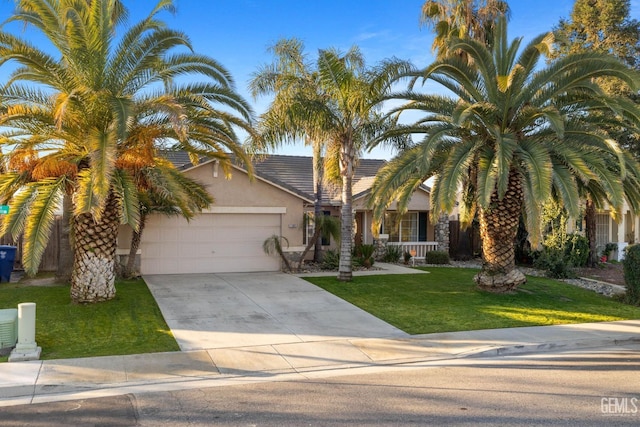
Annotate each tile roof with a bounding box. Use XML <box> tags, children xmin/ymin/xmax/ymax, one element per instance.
<box><xmin>165</xmin><ymin>152</ymin><xmax>428</xmax><ymax>206</ymax></box>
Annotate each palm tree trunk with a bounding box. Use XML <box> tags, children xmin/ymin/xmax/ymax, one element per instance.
<box><xmin>312</xmin><ymin>141</ymin><xmax>324</xmax><ymax>263</ymax></box>
<box><xmin>474</xmin><ymin>169</ymin><xmax>526</xmax><ymax>292</ymax></box>
<box><xmin>55</xmin><ymin>193</ymin><xmax>74</xmax><ymax>283</ymax></box>
<box><xmin>585</xmin><ymin>199</ymin><xmax>598</xmax><ymax>267</ymax></box>
<box><xmin>338</xmin><ymin>140</ymin><xmax>355</xmax><ymax>282</ymax></box>
<box><xmin>123</xmin><ymin>212</ymin><xmax>146</xmax><ymax>278</ymax></box>
<box><xmin>70</xmin><ymin>191</ymin><xmax>120</xmax><ymax>303</ymax></box>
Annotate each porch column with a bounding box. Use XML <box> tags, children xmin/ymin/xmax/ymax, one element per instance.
<box><xmin>435</xmin><ymin>213</ymin><xmax>450</xmax><ymax>253</ymax></box>
<box><xmin>617</xmin><ymin>212</ymin><xmax>627</xmax><ymax>261</ymax></box>
<box><xmin>635</xmin><ymin>215</ymin><xmax>640</xmax><ymax>244</ymax></box>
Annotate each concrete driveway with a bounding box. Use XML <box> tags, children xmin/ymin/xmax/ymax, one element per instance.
<box><xmin>143</xmin><ymin>272</ymin><xmax>409</xmax><ymax>351</ymax></box>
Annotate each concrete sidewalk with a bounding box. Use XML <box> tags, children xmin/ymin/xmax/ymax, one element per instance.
<box><xmin>0</xmin><ymin>263</ymin><xmax>638</xmax><ymax>407</ymax></box>
<box><xmin>1</xmin><ymin>320</ymin><xmax>638</xmax><ymax>407</ymax></box>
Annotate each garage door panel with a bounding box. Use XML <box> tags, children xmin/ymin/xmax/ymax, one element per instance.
<box><xmin>140</xmin><ymin>213</ymin><xmax>281</xmax><ymax>274</ymax></box>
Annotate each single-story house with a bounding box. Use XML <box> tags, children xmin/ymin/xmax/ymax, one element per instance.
<box><xmin>117</xmin><ymin>153</ymin><xmax>438</xmax><ymax>275</ymax></box>
<box><xmin>567</xmin><ymin>200</ymin><xmax>640</xmax><ymax>261</ymax></box>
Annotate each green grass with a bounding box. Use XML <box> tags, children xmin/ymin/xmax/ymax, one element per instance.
<box><xmin>305</xmin><ymin>267</ymin><xmax>640</xmax><ymax>335</ymax></box>
<box><xmin>0</xmin><ymin>279</ymin><xmax>179</xmax><ymax>362</ymax></box>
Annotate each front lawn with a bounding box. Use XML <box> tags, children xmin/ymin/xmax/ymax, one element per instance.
<box><xmin>305</xmin><ymin>267</ymin><xmax>640</xmax><ymax>335</ymax></box>
<box><xmin>0</xmin><ymin>279</ymin><xmax>179</xmax><ymax>362</ymax></box>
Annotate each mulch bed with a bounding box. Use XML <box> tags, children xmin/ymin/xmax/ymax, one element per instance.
<box><xmin>573</xmin><ymin>263</ymin><xmax>625</xmax><ymax>287</ymax></box>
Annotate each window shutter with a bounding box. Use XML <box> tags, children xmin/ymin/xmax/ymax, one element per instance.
<box><xmin>419</xmin><ymin>212</ymin><xmax>428</xmax><ymax>242</ymax></box>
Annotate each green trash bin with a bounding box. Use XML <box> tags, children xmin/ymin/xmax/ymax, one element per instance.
<box><xmin>0</xmin><ymin>245</ymin><xmax>17</xmax><ymax>282</ymax></box>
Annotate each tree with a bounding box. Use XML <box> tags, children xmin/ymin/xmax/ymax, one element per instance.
<box><xmin>420</xmin><ymin>0</ymin><xmax>510</xmax><ymax>59</ymax></box>
<box><xmin>0</xmin><ymin>0</ymin><xmax>253</xmax><ymax>302</ymax></box>
<box><xmin>120</xmin><ymin>168</ymin><xmax>214</xmax><ymax>279</ymax></box>
<box><xmin>553</xmin><ymin>0</ymin><xmax>640</xmax><ymax>266</ymax></box>
<box><xmin>250</xmin><ymin>38</ymin><xmax>328</xmax><ymax>263</ymax></box>
<box><xmin>370</xmin><ymin>18</ymin><xmax>640</xmax><ymax>292</ymax></box>
<box><xmin>253</xmin><ymin>44</ymin><xmax>411</xmax><ymax>281</ymax></box>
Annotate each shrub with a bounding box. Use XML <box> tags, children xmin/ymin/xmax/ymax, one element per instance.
<box><xmin>381</xmin><ymin>245</ymin><xmax>402</xmax><ymax>263</ymax></box>
<box><xmin>321</xmin><ymin>249</ymin><xmax>340</xmax><ymax>270</ymax></box>
<box><xmin>425</xmin><ymin>250</ymin><xmax>450</xmax><ymax>265</ymax></box>
<box><xmin>354</xmin><ymin>244</ymin><xmax>375</xmax><ymax>268</ymax></box>
<box><xmin>623</xmin><ymin>244</ymin><xmax>640</xmax><ymax>305</ymax></box>
<box><xmin>403</xmin><ymin>251</ymin><xmax>412</xmax><ymax>264</ymax></box>
<box><xmin>533</xmin><ymin>248</ymin><xmax>576</xmax><ymax>279</ymax></box>
<box><xmin>565</xmin><ymin>233</ymin><xmax>589</xmax><ymax>267</ymax></box>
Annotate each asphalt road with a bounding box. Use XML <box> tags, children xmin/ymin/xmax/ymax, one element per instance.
<box><xmin>2</xmin><ymin>344</ymin><xmax>639</xmax><ymax>426</ymax></box>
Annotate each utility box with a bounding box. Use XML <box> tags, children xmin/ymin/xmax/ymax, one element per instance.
<box><xmin>0</xmin><ymin>308</ymin><xmax>18</xmax><ymax>352</ymax></box>
<box><xmin>0</xmin><ymin>246</ymin><xmax>17</xmax><ymax>282</ymax></box>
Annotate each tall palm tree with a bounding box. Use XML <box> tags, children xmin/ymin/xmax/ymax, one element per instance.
<box><xmin>370</xmin><ymin>18</ymin><xmax>640</xmax><ymax>292</ymax></box>
<box><xmin>421</xmin><ymin>0</ymin><xmax>510</xmax><ymax>59</ymax></box>
<box><xmin>260</xmin><ymin>46</ymin><xmax>411</xmax><ymax>281</ymax></box>
<box><xmin>250</xmin><ymin>38</ymin><xmax>328</xmax><ymax>263</ymax></box>
<box><xmin>0</xmin><ymin>0</ymin><xmax>253</xmax><ymax>302</ymax></box>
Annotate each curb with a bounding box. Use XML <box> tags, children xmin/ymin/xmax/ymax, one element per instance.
<box><xmin>466</xmin><ymin>336</ymin><xmax>640</xmax><ymax>358</ymax></box>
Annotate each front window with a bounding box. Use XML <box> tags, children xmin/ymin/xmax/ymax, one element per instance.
<box><xmin>383</xmin><ymin>212</ymin><xmax>420</xmax><ymax>242</ymax></box>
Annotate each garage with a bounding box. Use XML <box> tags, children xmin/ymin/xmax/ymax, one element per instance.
<box><xmin>140</xmin><ymin>212</ymin><xmax>282</xmax><ymax>275</ymax></box>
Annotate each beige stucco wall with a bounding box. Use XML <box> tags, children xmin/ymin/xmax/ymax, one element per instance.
<box><xmin>353</xmin><ymin>189</ymin><xmax>430</xmax><ymax>211</ymax></box>
<box><xmin>118</xmin><ymin>161</ymin><xmax>309</xmax><ymax>251</ymax></box>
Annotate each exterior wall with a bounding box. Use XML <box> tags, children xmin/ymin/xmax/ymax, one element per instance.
<box><xmin>182</xmin><ymin>162</ymin><xmax>307</xmax><ymax>246</ymax></box>
<box><xmin>117</xmin><ymin>162</ymin><xmax>309</xmax><ymax>255</ymax></box>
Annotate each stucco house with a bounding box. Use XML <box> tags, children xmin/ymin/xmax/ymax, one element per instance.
<box><xmin>567</xmin><ymin>200</ymin><xmax>640</xmax><ymax>261</ymax></box>
<box><xmin>117</xmin><ymin>153</ymin><xmax>436</xmax><ymax>275</ymax></box>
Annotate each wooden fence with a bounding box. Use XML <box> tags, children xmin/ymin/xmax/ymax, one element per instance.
<box><xmin>449</xmin><ymin>220</ymin><xmax>481</xmax><ymax>260</ymax></box>
<box><xmin>0</xmin><ymin>217</ymin><xmax>62</xmax><ymax>272</ymax></box>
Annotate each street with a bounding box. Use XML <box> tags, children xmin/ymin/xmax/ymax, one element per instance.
<box><xmin>1</xmin><ymin>344</ymin><xmax>639</xmax><ymax>426</ymax></box>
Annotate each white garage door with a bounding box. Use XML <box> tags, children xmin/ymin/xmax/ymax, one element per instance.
<box><xmin>140</xmin><ymin>213</ymin><xmax>281</xmax><ymax>274</ymax></box>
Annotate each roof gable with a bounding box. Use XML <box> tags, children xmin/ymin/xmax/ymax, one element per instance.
<box><xmin>165</xmin><ymin>152</ymin><xmax>429</xmax><ymax>206</ymax></box>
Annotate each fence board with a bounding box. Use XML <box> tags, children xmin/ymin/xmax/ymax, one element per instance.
<box><xmin>0</xmin><ymin>217</ymin><xmax>61</xmax><ymax>272</ymax></box>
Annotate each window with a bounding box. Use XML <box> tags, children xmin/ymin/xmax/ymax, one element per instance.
<box><xmin>383</xmin><ymin>212</ymin><xmax>428</xmax><ymax>242</ymax></box>
<box><xmin>303</xmin><ymin>211</ymin><xmax>332</xmax><ymax>246</ymax></box>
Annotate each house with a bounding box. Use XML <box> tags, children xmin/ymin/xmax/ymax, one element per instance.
<box><xmin>117</xmin><ymin>153</ymin><xmax>440</xmax><ymax>275</ymax></box>
<box><xmin>568</xmin><ymin>200</ymin><xmax>640</xmax><ymax>261</ymax></box>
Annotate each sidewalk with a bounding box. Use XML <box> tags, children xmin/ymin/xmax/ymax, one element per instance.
<box><xmin>1</xmin><ymin>320</ymin><xmax>638</xmax><ymax>408</ymax></box>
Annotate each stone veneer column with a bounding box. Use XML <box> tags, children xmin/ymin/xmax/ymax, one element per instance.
<box><xmin>435</xmin><ymin>213</ymin><xmax>450</xmax><ymax>253</ymax></box>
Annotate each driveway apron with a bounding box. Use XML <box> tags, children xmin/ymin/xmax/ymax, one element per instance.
<box><xmin>143</xmin><ymin>273</ymin><xmax>409</xmax><ymax>351</ymax></box>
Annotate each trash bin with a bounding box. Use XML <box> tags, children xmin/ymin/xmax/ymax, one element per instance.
<box><xmin>0</xmin><ymin>245</ymin><xmax>17</xmax><ymax>283</ymax></box>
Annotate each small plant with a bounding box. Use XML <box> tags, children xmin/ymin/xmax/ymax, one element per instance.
<box><xmin>321</xmin><ymin>249</ymin><xmax>340</xmax><ymax>270</ymax></box>
<box><xmin>601</xmin><ymin>243</ymin><xmax>618</xmax><ymax>262</ymax></box>
<box><xmin>262</xmin><ymin>235</ymin><xmax>291</xmax><ymax>272</ymax></box>
<box><xmin>354</xmin><ymin>244</ymin><xmax>375</xmax><ymax>268</ymax></box>
<box><xmin>622</xmin><ymin>244</ymin><xmax>640</xmax><ymax>305</ymax></box>
<box><xmin>403</xmin><ymin>251</ymin><xmax>412</xmax><ymax>265</ymax></box>
<box><xmin>381</xmin><ymin>245</ymin><xmax>402</xmax><ymax>263</ymax></box>
<box><xmin>425</xmin><ymin>250</ymin><xmax>450</xmax><ymax>265</ymax></box>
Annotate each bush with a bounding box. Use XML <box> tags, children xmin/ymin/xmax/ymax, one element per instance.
<box><xmin>403</xmin><ymin>251</ymin><xmax>412</xmax><ymax>264</ymax></box>
<box><xmin>623</xmin><ymin>244</ymin><xmax>640</xmax><ymax>305</ymax></box>
<box><xmin>321</xmin><ymin>249</ymin><xmax>340</xmax><ymax>270</ymax></box>
<box><xmin>425</xmin><ymin>250</ymin><xmax>450</xmax><ymax>265</ymax></box>
<box><xmin>565</xmin><ymin>233</ymin><xmax>589</xmax><ymax>267</ymax></box>
<box><xmin>354</xmin><ymin>244</ymin><xmax>375</xmax><ymax>268</ymax></box>
<box><xmin>381</xmin><ymin>245</ymin><xmax>402</xmax><ymax>263</ymax></box>
<box><xmin>533</xmin><ymin>248</ymin><xmax>576</xmax><ymax>279</ymax></box>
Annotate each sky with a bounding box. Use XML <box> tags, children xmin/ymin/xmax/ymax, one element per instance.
<box><xmin>0</xmin><ymin>0</ymin><xmax>638</xmax><ymax>159</ymax></box>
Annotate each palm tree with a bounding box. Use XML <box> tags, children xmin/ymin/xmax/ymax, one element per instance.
<box><xmin>370</xmin><ymin>18</ymin><xmax>640</xmax><ymax>292</ymax></box>
<box><xmin>120</xmin><ymin>165</ymin><xmax>214</xmax><ymax>279</ymax></box>
<box><xmin>263</xmin><ymin>47</ymin><xmax>411</xmax><ymax>281</ymax></box>
<box><xmin>421</xmin><ymin>0</ymin><xmax>510</xmax><ymax>59</ymax></box>
<box><xmin>250</xmin><ymin>38</ymin><xmax>328</xmax><ymax>263</ymax></box>
<box><xmin>0</xmin><ymin>0</ymin><xmax>253</xmax><ymax>302</ymax></box>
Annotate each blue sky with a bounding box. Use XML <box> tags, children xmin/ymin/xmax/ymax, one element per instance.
<box><xmin>1</xmin><ymin>0</ymin><xmax>638</xmax><ymax>158</ymax></box>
